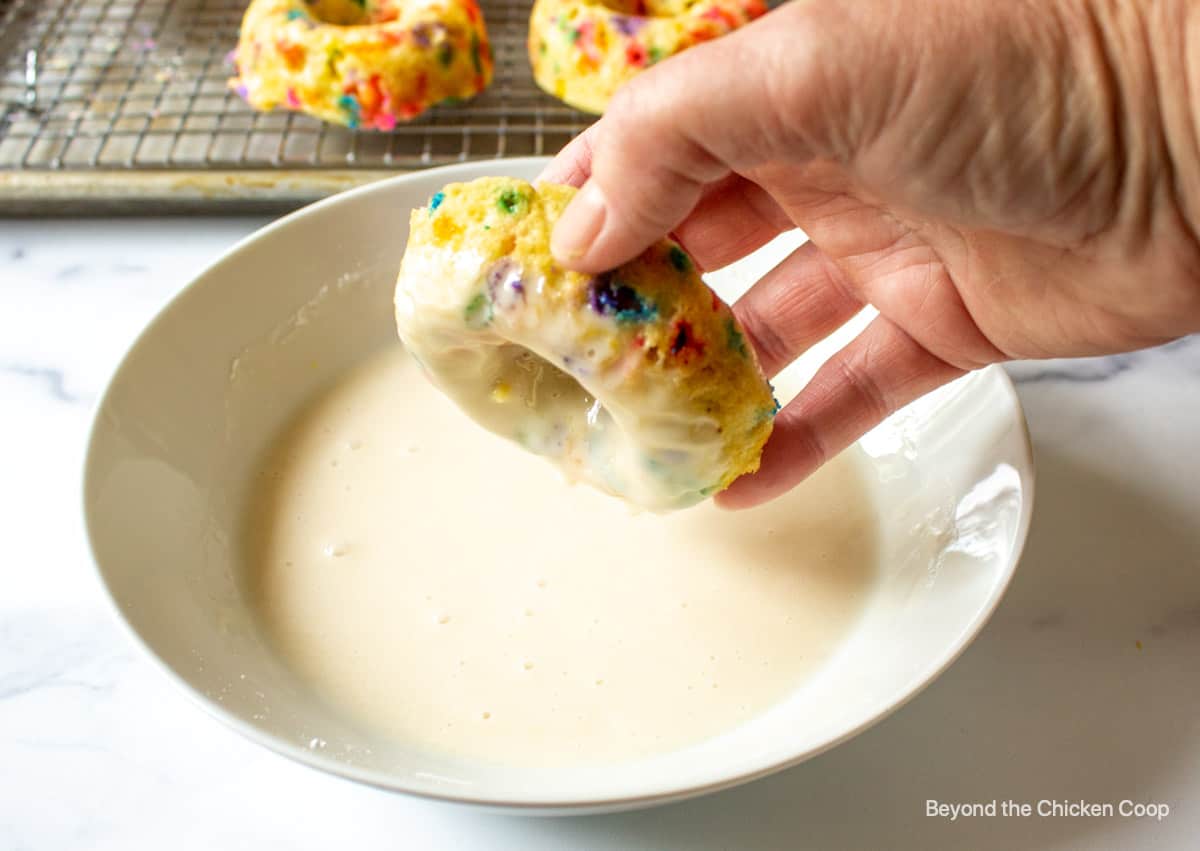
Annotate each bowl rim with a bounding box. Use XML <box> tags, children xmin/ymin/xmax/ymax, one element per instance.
<box><xmin>82</xmin><ymin>157</ymin><xmax>1036</xmax><ymax>813</ymax></box>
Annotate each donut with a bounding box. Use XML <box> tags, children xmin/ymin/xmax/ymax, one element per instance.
<box><xmin>394</xmin><ymin>177</ymin><xmax>778</xmax><ymax>512</ymax></box>
<box><xmin>230</xmin><ymin>0</ymin><xmax>493</xmax><ymax>129</ymax></box>
<box><xmin>528</xmin><ymin>0</ymin><xmax>768</xmax><ymax>114</ymax></box>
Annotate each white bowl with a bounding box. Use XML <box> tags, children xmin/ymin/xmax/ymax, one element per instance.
<box><xmin>83</xmin><ymin>158</ymin><xmax>1034</xmax><ymax>814</ymax></box>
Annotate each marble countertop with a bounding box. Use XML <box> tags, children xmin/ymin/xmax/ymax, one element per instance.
<box><xmin>2</xmin><ymin>217</ymin><xmax>1198</xmax><ymax>850</ymax></box>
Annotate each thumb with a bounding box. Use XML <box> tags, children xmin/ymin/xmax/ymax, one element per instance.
<box><xmin>549</xmin><ymin>0</ymin><xmax>862</xmax><ymax>272</ymax></box>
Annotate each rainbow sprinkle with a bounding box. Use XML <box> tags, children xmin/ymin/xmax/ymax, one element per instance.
<box><xmin>610</xmin><ymin>15</ymin><xmax>646</xmax><ymax>36</ymax></box>
<box><xmin>324</xmin><ymin>46</ymin><xmax>342</xmax><ymax>76</ymax></box>
<box><xmin>725</xmin><ymin>317</ymin><xmax>748</xmax><ymax>356</ymax></box>
<box><xmin>668</xmin><ymin>245</ymin><xmax>691</xmax><ymax>273</ymax></box>
<box><xmin>470</xmin><ymin>33</ymin><xmax>483</xmax><ymax>75</ymax></box>
<box><xmin>669</xmin><ymin>319</ymin><xmax>705</xmax><ymax>357</ymax></box>
<box><xmin>497</xmin><ymin>188</ymin><xmax>527</xmax><ymax>214</ymax></box>
<box><xmin>464</xmin><ymin>292</ymin><xmax>492</xmax><ymax>327</ymax></box>
<box><xmin>754</xmin><ymin>398</ymin><xmax>781</xmax><ymax>425</ymax></box>
<box><xmin>487</xmin><ymin>258</ymin><xmax>525</xmax><ymax>309</ymax></box>
<box><xmin>588</xmin><ymin>275</ymin><xmax>657</xmax><ymax>323</ymax></box>
<box><xmin>336</xmin><ymin>93</ymin><xmax>361</xmax><ymax>128</ymax></box>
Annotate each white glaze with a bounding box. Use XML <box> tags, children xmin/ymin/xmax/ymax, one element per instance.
<box><xmin>245</xmin><ymin>345</ymin><xmax>877</xmax><ymax>764</ymax></box>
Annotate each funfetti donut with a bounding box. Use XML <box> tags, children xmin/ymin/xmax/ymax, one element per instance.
<box><xmin>528</xmin><ymin>0</ymin><xmax>768</xmax><ymax>114</ymax></box>
<box><xmin>231</xmin><ymin>0</ymin><xmax>492</xmax><ymax>129</ymax></box>
<box><xmin>394</xmin><ymin>177</ymin><xmax>778</xmax><ymax>512</ymax></box>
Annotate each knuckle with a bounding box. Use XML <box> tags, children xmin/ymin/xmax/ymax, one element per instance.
<box><xmin>606</xmin><ymin>75</ymin><xmax>655</xmax><ymax>124</ymax></box>
<box><xmin>619</xmin><ymin>180</ymin><xmax>679</xmax><ymax>236</ymax></box>
<box><xmin>835</xmin><ymin>353</ymin><xmax>890</xmax><ymax>423</ymax></box>
<box><xmin>737</xmin><ymin>300</ymin><xmax>793</xmax><ymax>375</ymax></box>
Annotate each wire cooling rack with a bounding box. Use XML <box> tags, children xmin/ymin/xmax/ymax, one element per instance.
<box><xmin>0</xmin><ymin>0</ymin><xmax>593</xmax><ymax>213</ymax></box>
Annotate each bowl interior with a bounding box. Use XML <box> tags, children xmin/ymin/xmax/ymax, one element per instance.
<box><xmin>84</xmin><ymin>158</ymin><xmax>1033</xmax><ymax>812</ymax></box>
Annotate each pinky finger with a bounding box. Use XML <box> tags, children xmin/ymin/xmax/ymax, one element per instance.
<box><xmin>715</xmin><ymin>316</ymin><xmax>965</xmax><ymax>510</ymax></box>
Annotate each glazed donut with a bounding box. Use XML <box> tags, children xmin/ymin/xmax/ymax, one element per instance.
<box><xmin>394</xmin><ymin>177</ymin><xmax>778</xmax><ymax>512</ymax></box>
<box><xmin>230</xmin><ymin>0</ymin><xmax>492</xmax><ymax>129</ymax></box>
<box><xmin>528</xmin><ymin>0</ymin><xmax>767</xmax><ymax>114</ymax></box>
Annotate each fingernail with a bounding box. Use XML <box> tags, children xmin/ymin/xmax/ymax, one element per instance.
<box><xmin>552</xmin><ymin>181</ymin><xmax>606</xmax><ymax>263</ymax></box>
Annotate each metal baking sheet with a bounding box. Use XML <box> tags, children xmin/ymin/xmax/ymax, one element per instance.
<box><xmin>0</xmin><ymin>0</ymin><xmax>592</xmax><ymax>213</ymax></box>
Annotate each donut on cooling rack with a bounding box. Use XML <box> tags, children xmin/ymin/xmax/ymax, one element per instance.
<box><xmin>394</xmin><ymin>177</ymin><xmax>778</xmax><ymax>512</ymax></box>
<box><xmin>527</xmin><ymin>0</ymin><xmax>768</xmax><ymax>114</ymax></box>
<box><xmin>230</xmin><ymin>0</ymin><xmax>493</xmax><ymax>129</ymax></box>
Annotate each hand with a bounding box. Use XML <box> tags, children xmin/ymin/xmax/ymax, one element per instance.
<box><xmin>539</xmin><ymin>0</ymin><xmax>1200</xmax><ymax>508</ymax></box>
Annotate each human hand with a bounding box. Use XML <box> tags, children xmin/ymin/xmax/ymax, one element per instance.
<box><xmin>539</xmin><ymin>0</ymin><xmax>1200</xmax><ymax>508</ymax></box>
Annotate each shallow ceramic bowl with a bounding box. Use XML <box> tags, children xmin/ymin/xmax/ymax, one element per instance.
<box><xmin>84</xmin><ymin>158</ymin><xmax>1034</xmax><ymax>814</ymax></box>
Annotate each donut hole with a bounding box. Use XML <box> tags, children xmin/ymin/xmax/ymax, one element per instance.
<box><xmin>497</xmin><ymin>345</ymin><xmax>596</xmax><ymax>414</ymax></box>
<box><xmin>595</xmin><ymin>0</ymin><xmax>692</xmax><ymax>19</ymax></box>
<box><xmin>493</xmin><ymin>344</ymin><xmax>642</xmax><ymax>489</ymax></box>
<box><xmin>301</xmin><ymin>0</ymin><xmax>400</xmax><ymax>26</ymax></box>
